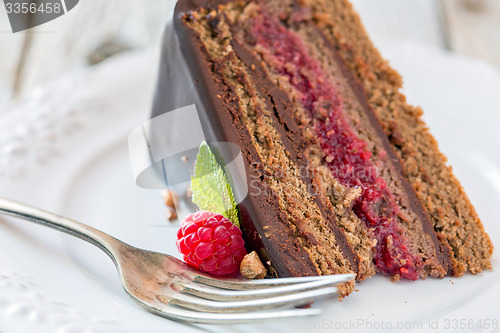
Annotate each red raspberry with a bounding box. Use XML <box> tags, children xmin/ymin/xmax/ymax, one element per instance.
<box><xmin>176</xmin><ymin>211</ymin><xmax>247</xmax><ymax>276</ymax></box>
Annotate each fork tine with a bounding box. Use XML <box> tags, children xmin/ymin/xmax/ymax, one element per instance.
<box><xmin>193</xmin><ymin>273</ymin><xmax>355</xmax><ymax>290</ymax></box>
<box><xmin>177</xmin><ymin>278</ymin><xmax>343</xmax><ymax>301</ymax></box>
<box><xmin>164</xmin><ymin>286</ymin><xmax>338</xmax><ymax>313</ymax></box>
<box><xmin>148</xmin><ymin>304</ymin><xmax>322</xmax><ymax>325</ymax></box>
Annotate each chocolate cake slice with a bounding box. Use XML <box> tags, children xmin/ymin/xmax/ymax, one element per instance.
<box><xmin>152</xmin><ymin>0</ymin><xmax>493</xmax><ymax>296</ymax></box>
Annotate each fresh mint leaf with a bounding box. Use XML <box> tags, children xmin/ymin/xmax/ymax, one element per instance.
<box><xmin>191</xmin><ymin>141</ymin><xmax>240</xmax><ymax>226</ymax></box>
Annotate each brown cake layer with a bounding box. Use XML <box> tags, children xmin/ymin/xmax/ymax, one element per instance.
<box><xmin>155</xmin><ymin>0</ymin><xmax>493</xmax><ymax>293</ymax></box>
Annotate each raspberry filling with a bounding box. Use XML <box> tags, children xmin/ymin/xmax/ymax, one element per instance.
<box><xmin>249</xmin><ymin>11</ymin><xmax>421</xmax><ymax>279</ymax></box>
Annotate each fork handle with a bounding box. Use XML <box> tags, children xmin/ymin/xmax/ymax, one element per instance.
<box><xmin>0</xmin><ymin>197</ymin><xmax>122</xmax><ymax>264</ymax></box>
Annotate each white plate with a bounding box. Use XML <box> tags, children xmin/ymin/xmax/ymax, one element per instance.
<box><xmin>0</xmin><ymin>42</ymin><xmax>499</xmax><ymax>333</ymax></box>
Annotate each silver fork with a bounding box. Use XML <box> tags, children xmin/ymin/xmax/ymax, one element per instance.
<box><xmin>0</xmin><ymin>197</ymin><xmax>354</xmax><ymax>324</ymax></box>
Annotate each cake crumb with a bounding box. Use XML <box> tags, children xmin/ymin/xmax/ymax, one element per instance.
<box><xmin>165</xmin><ymin>208</ymin><xmax>178</xmax><ymax>221</ymax></box>
<box><xmin>161</xmin><ymin>190</ymin><xmax>179</xmax><ymax>222</ymax></box>
<box><xmin>344</xmin><ymin>186</ymin><xmax>362</xmax><ymax>206</ymax></box>
<box><xmin>390</xmin><ymin>274</ymin><xmax>401</xmax><ymax>282</ymax></box>
<box><xmin>161</xmin><ymin>190</ymin><xmax>179</xmax><ymax>208</ymax></box>
<box><xmin>240</xmin><ymin>251</ymin><xmax>267</xmax><ymax>279</ymax></box>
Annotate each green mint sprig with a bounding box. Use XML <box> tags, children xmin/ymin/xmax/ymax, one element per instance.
<box><xmin>191</xmin><ymin>141</ymin><xmax>240</xmax><ymax>227</ymax></box>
